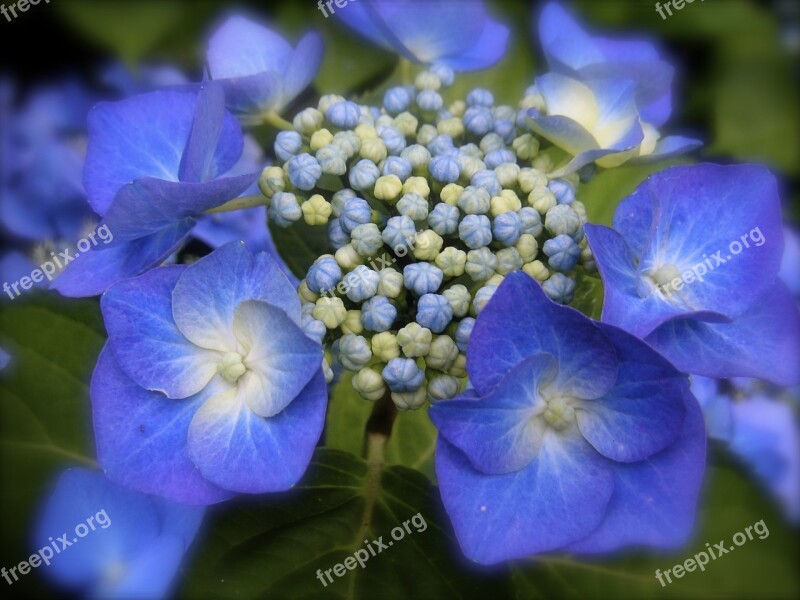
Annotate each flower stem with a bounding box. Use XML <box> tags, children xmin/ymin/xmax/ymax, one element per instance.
<box><xmin>205</xmin><ymin>195</ymin><xmax>266</xmax><ymax>214</ymax></box>
<box><xmin>262</xmin><ymin>111</ymin><xmax>294</xmax><ymax>131</ymax></box>
<box><xmin>400</xmin><ymin>57</ymin><xmax>413</xmax><ymax>86</ymax></box>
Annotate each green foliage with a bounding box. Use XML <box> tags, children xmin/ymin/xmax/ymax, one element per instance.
<box><xmin>269</xmin><ymin>220</ymin><xmax>332</xmax><ymax>279</ymax></box>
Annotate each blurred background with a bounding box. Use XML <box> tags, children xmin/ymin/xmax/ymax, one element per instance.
<box><xmin>1</xmin><ymin>1</ymin><xmax>798</xmax><ymax>598</ymax></box>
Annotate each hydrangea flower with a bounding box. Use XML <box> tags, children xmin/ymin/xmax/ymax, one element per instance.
<box><xmin>33</xmin><ymin>468</ymin><xmax>203</xmax><ymax>598</ymax></box>
<box><xmin>336</xmin><ymin>0</ymin><xmax>509</xmax><ymax>71</ymax></box>
<box><xmin>430</xmin><ymin>272</ymin><xmax>705</xmax><ymax>563</ymax></box>
<box><xmin>691</xmin><ymin>377</ymin><xmax>799</xmax><ymax>522</ymax></box>
<box><xmin>206</xmin><ymin>15</ymin><xmax>323</xmax><ymax>122</ymax></box>
<box><xmin>53</xmin><ymin>84</ymin><xmax>258</xmax><ymax>298</ymax></box>
<box><xmin>91</xmin><ymin>242</ymin><xmax>327</xmax><ymax>504</ymax></box>
<box><xmin>586</xmin><ymin>164</ymin><xmax>800</xmax><ymax>385</ymax></box>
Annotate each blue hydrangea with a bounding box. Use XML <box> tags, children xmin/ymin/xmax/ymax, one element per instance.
<box><xmin>383</xmin><ymin>86</ymin><xmax>413</xmax><ymax>114</ymax></box>
<box><xmin>268</xmin><ymin>192</ymin><xmax>302</xmax><ymax>227</ymax></box>
<box><xmin>404</xmin><ymin>263</ymin><xmax>444</xmax><ymax>295</ymax></box>
<box><xmin>543</xmin><ymin>272</ymin><xmax>577</xmax><ymax>303</ymax></box>
<box><xmin>337</xmin><ymin>334</ymin><xmax>372</xmax><ymax>370</ymax></box>
<box><xmin>467</xmin><ymin>88</ymin><xmax>494</xmax><ymax>107</ymax></box>
<box><xmin>492</xmin><ymin>212</ymin><xmax>523</xmax><ymax>246</ymax></box>
<box><xmin>464</xmin><ymin>106</ymin><xmax>494</xmax><ymax>136</ymax></box>
<box><xmin>382</xmin><ymin>215</ymin><xmax>417</xmax><ymax>251</ymax></box>
<box><xmin>287</xmin><ymin>153</ymin><xmax>322</xmax><ymax>191</ymax></box>
<box><xmin>484</xmin><ymin>148</ymin><xmax>516</xmax><ymax>170</ymax></box>
<box><xmin>306</xmin><ymin>256</ymin><xmax>342</xmax><ymax>293</ymax></box>
<box><xmin>382</xmin><ymin>358</ymin><xmax>425</xmax><ymax>393</ymax></box>
<box><xmin>417</xmin><ymin>89</ymin><xmax>444</xmax><ymax>112</ymax></box>
<box><xmin>471</xmin><ymin>169</ymin><xmax>502</xmax><ymax>196</ymax></box>
<box><xmin>361</xmin><ymin>295</ymin><xmax>398</xmax><ymax>332</ymax></box>
<box><xmin>459</xmin><ymin>215</ymin><xmax>493</xmax><ymax>249</ymax></box>
<box><xmin>349</xmin><ymin>159</ymin><xmax>381</xmax><ymax>191</ymax></box>
<box><xmin>339</xmin><ymin>197</ymin><xmax>372</xmax><ymax>233</ymax></box>
<box><xmin>326</xmin><ymin>100</ymin><xmax>361</xmax><ymax>128</ymax></box>
<box><xmin>275</xmin><ymin>130</ymin><xmax>303</xmax><ymax>162</ymax></box>
<box><xmin>380</xmin><ymin>127</ymin><xmax>407</xmax><ymax>155</ymax></box>
<box><xmin>543</xmin><ymin>234</ymin><xmax>580</xmax><ymax>271</ymax></box>
<box><xmin>344</xmin><ymin>265</ymin><xmax>380</xmax><ymax>302</ymax></box>
<box><xmin>455</xmin><ymin>317</ymin><xmax>475</xmax><ymax>352</ymax></box>
<box><xmin>416</xmin><ymin>293</ymin><xmax>453</xmax><ymax>333</ymax></box>
<box><xmin>428</xmin><ymin>203</ymin><xmax>460</xmax><ymax>236</ymax></box>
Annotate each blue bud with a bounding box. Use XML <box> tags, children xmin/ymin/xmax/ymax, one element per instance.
<box><xmin>458</xmin><ymin>214</ymin><xmax>493</xmax><ymax>249</ymax></box>
<box><xmin>328</xmin><ymin>218</ymin><xmax>350</xmax><ymax>250</ymax></box>
<box><xmin>403</xmin><ymin>263</ymin><xmax>444</xmax><ymax>295</ymax></box>
<box><xmin>379</xmin><ymin>126</ymin><xmax>407</xmax><ymax>155</ymax></box>
<box><xmin>301</xmin><ymin>314</ymin><xmax>327</xmax><ymax>343</ymax></box>
<box><xmin>416</xmin><ymin>89</ymin><xmax>444</xmax><ymax>112</ymax></box>
<box><xmin>331</xmin><ymin>189</ymin><xmax>357</xmax><ymax>217</ymax></box>
<box><xmin>396</xmin><ymin>193</ymin><xmax>429</xmax><ymax>221</ymax></box>
<box><xmin>275</xmin><ymin>130</ymin><xmax>302</xmax><ymax>162</ymax></box>
<box><xmin>383</xmin><ymin>358</ymin><xmax>425</xmax><ymax>393</ymax></box>
<box><xmin>473</xmin><ymin>284</ymin><xmax>498</xmax><ymax>314</ymax></box>
<box><xmin>316</xmin><ymin>145</ymin><xmax>347</xmax><ymax>175</ymax></box>
<box><xmin>543</xmin><ymin>234</ymin><xmax>581</xmax><ymax>271</ymax></box>
<box><xmin>430</xmin><ymin>64</ymin><xmax>455</xmax><ymax>87</ymax></box>
<box><xmin>268</xmin><ymin>192</ymin><xmax>302</xmax><ymax>227</ymax></box>
<box><xmin>455</xmin><ymin>317</ymin><xmax>475</xmax><ymax>352</ymax></box>
<box><xmin>306</xmin><ymin>256</ymin><xmax>342</xmax><ymax>293</ymax></box>
<box><xmin>493</xmin><ymin>105</ymin><xmax>517</xmax><ymax>121</ymax></box>
<box><xmin>470</xmin><ymin>169</ymin><xmax>502</xmax><ymax>196</ymax></box>
<box><xmin>467</xmin><ymin>88</ymin><xmax>494</xmax><ymax>107</ymax></box>
<box><xmin>383</xmin><ymin>86</ymin><xmax>413</xmax><ymax>115</ymax></box>
<box><xmin>339</xmin><ymin>197</ymin><xmax>372</xmax><ymax>233</ymax></box>
<box><xmin>427</xmin><ymin>134</ymin><xmax>454</xmax><ymax>157</ymax></box>
<box><xmin>382</xmin><ymin>215</ymin><xmax>416</xmax><ymax>251</ymax></box>
<box><xmin>484</xmin><ymin>148</ymin><xmax>516</xmax><ymax>170</ymax></box>
<box><xmin>348</xmin><ymin>159</ymin><xmax>381</xmax><ymax>191</ymax></box>
<box><xmin>326</xmin><ymin>100</ymin><xmax>361</xmax><ymax>128</ymax></box>
<box><xmin>416</xmin><ymin>293</ymin><xmax>453</xmax><ymax>333</ymax></box>
<box><xmin>465</xmin><ymin>247</ymin><xmax>497</xmax><ymax>281</ymax></box>
<box><xmin>351</xmin><ymin>223</ymin><xmax>384</xmax><ymax>257</ymax></box>
<box><xmin>543</xmin><ymin>272</ymin><xmax>577</xmax><ymax>304</ymax></box>
<box><xmin>361</xmin><ymin>295</ymin><xmax>397</xmax><ymax>332</ymax></box>
<box><xmin>332</xmin><ymin>130</ymin><xmax>361</xmax><ymax>157</ymax></box>
<box><xmin>464</xmin><ymin>106</ymin><xmax>494</xmax><ymax>136</ymax></box>
<box><xmin>518</xmin><ymin>207</ymin><xmax>543</xmax><ymax>237</ymax></box>
<box><xmin>287</xmin><ymin>153</ymin><xmax>322</xmax><ymax>191</ymax></box>
<box><xmin>381</xmin><ymin>156</ymin><xmax>412</xmax><ymax>181</ymax></box>
<box><xmin>344</xmin><ymin>265</ymin><xmax>380</xmax><ymax>302</ymax></box>
<box><xmin>427</xmin><ymin>374</ymin><xmax>460</xmax><ymax>401</ymax></box>
<box><xmin>492</xmin><ymin>211</ymin><xmax>523</xmax><ymax>246</ymax></box>
<box><xmin>493</xmin><ymin>118</ymin><xmax>515</xmax><ymax>144</ymax></box>
<box><xmin>401</xmin><ymin>144</ymin><xmax>432</xmax><ymax>169</ymax></box>
<box><xmin>338</xmin><ymin>334</ymin><xmax>372</xmax><ymax>371</ymax></box>
<box><xmin>549</xmin><ymin>179</ymin><xmax>575</xmax><ymax>205</ymax></box>
<box><xmin>429</xmin><ymin>155</ymin><xmax>461</xmax><ymax>183</ymax></box>
<box><xmin>428</xmin><ymin>203</ymin><xmax>460</xmax><ymax>236</ymax></box>
<box><xmin>457</xmin><ymin>186</ymin><xmax>490</xmax><ymax>215</ymax></box>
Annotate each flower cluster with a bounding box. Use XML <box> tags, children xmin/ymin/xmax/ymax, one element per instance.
<box><xmin>259</xmin><ymin>69</ymin><xmax>597</xmax><ymax>409</ymax></box>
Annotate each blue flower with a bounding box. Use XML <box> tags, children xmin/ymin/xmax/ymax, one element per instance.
<box><xmin>430</xmin><ymin>273</ymin><xmax>705</xmax><ymax>563</ymax></box>
<box><xmin>543</xmin><ymin>234</ymin><xmax>580</xmax><ymax>271</ymax></box>
<box><xmin>403</xmin><ymin>263</ymin><xmax>443</xmax><ymax>295</ymax></box>
<box><xmin>0</xmin><ymin>346</ymin><xmax>9</xmax><ymax>370</ymax></box>
<box><xmin>383</xmin><ymin>357</ymin><xmax>425</xmax><ymax>393</ymax></box>
<box><xmin>275</xmin><ymin>130</ymin><xmax>303</xmax><ymax>162</ymax></box>
<box><xmin>361</xmin><ymin>295</ymin><xmax>397</xmax><ymax>332</ymax></box>
<box><xmin>287</xmin><ymin>153</ymin><xmax>322</xmax><ymax>191</ymax></box>
<box><xmin>53</xmin><ymin>84</ymin><xmax>259</xmax><ymax>298</ymax></box>
<box><xmin>336</xmin><ymin>0</ymin><xmax>509</xmax><ymax>71</ymax></box>
<box><xmin>33</xmin><ymin>468</ymin><xmax>204</xmax><ymax>598</ymax></box>
<box><xmin>91</xmin><ymin>242</ymin><xmax>327</xmax><ymax>503</ymax></box>
<box><xmin>416</xmin><ymin>293</ymin><xmax>453</xmax><ymax>333</ymax></box>
<box><xmin>586</xmin><ymin>164</ymin><xmax>800</xmax><ymax>385</ymax></box>
<box><xmin>326</xmin><ymin>100</ymin><xmax>361</xmax><ymax>129</ymax></box>
<box><xmin>307</xmin><ymin>256</ymin><xmax>343</xmax><ymax>293</ymax></box>
<box><xmin>383</xmin><ymin>86</ymin><xmax>413</xmax><ymax>114</ymax></box>
<box><xmin>206</xmin><ymin>15</ymin><xmax>323</xmax><ymax>120</ymax></box>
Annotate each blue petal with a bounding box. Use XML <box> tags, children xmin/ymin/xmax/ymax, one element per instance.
<box><xmin>435</xmin><ymin>17</ymin><xmax>510</xmax><ymax>71</ymax></box>
<box><xmin>645</xmin><ymin>281</ymin><xmax>800</xmax><ymax>385</ymax></box>
<box><xmin>538</xmin><ymin>3</ymin><xmax>604</xmax><ymax>74</ymax></box>
<box><xmin>232</xmin><ymin>300</ymin><xmax>322</xmax><ymax>417</ymax></box>
<box><xmin>467</xmin><ymin>272</ymin><xmax>618</xmax><ymax>399</ymax></box>
<box><xmin>567</xmin><ymin>385</ymin><xmax>706</xmax><ymax>553</ymax></box>
<box><xmin>187</xmin><ymin>370</ymin><xmax>327</xmax><ymax>493</ymax></box>
<box><xmin>52</xmin><ymin>221</ymin><xmax>194</xmax><ymax>298</ymax></box>
<box><xmin>213</xmin><ymin>71</ymin><xmax>283</xmax><ymax>117</ymax></box>
<box><xmin>92</xmin><ymin>345</ymin><xmax>233</xmax><ymax>505</ymax></box>
<box><xmin>171</xmin><ymin>242</ymin><xmax>301</xmax><ymax>352</ymax></box>
<box><xmin>629</xmin><ymin>135</ymin><xmax>702</xmax><ymax>163</ymax></box>
<box><xmin>282</xmin><ymin>32</ymin><xmax>325</xmax><ymax>105</ymax></box>
<box><xmin>101</xmin><ymin>265</ymin><xmax>219</xmax><ymax>399</ymax></box>
<box><xmin>435</xmin><ymin>428</ymin><xmax>613</xmax><ymax>563</ymax></box>
<box><xmin>33</xmin><ymin>468</ymin><xmax>160</xmax><ymax>588</ymax></box>
<box><xmin>430</xmin><ymin>355</ymin><xmax>557</xmax><ymax>474</ymax></box>
<box><xmin>576</xmin><ymin>323</ymin><xmax>687</xmax><ymax>463</ymax></box>
<box><xmin>207</xmin><ymin>16</ymin><xmax>293</xmax><ymax>79</ymax></box>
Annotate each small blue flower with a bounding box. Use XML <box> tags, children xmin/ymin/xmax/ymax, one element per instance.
<box><xmin>586</xmin><ymin>164</ymin><xmax>800</xmax><ymax>385</ymax></box>
<box><xmin>0</xmin><ymin>346</ymin><xmax>10</xmax><ymax>371</ymax></box>
<box><xmin>455</xmin><ymin>317</ymin><xmax>475</xmax><ymax>352</ymax></box>
<box><xmin>302</xmin><ymin>314</ymin><xmax>327</xmax><ymax>343</ymax></box>
<box><xmin>383</xmin><ymin>358</ymin><xmax>425</xmax><ymax>393</ymax></box>
<box><xmin>380</xmin><ymin>127</ymin><xmax>407</xmax><ymax>155</ymax></box>
<box><xmin>464</xmin><ymin>106</ymin><xmax>494</xmax><ymax>136</ymax></box>
<box><xmin>457</xmin><ymin>186</ymin><xmax>491</xmax><ymax>215</ymax></box>
<box><xmin>337</xmin><ymin>334</ymin><xmax>372</xmax><ymax>371</ymax></box>
<box><xmin>344</xmin><ymin>265</ymin><xmax>381</xmax><ymax>302</ymax></box>
<box><xmin>397</xmin><ymin>193</ymin><xmax>430</xmax><ymax>221</ymax></box>
<box><xmin>459</xmin><ymin>214</ymin><xmax>493</xmax><ymax>249</ymax></box>
<box><xmin>268</xmin><ymin>192</ymin><xmax>302</xmax><ymax>228</ymax></box>
<box><xmin>484</xmin><ymin>149</ymin><xmax>515</xmax><ymax>170</ymax></box>
<box><xmin>381</xmin><ymin>156</ymin><xmax>413</xmax><ymax>181</ymax></box>
<box><xmin>430</xmin><ymin>273</ymin><xmax>705</xmax><ymax>563</ymax></box>
<box><xmin>339</xmin><ymin>197</ymin><xmax>372</xmax><ymax>233</ymax></box>
<box><xmin>471</xmin><ymin>169</ymin><xmax>502</xmax><ymax>196</ymax></box>
<box><xmin>207</xmin><ymin>16</ymin><xmax>323</xmax><ymax>119</ymax></box>
<box><xmin>542</xmin><ymin>272</ymin><xmax>577</xmax><ymax>303</ymax></box>
<box><xmin>307</xmin><ymin>256</ymin><xmax>342</xmax><ymax>293</ymax></box>
<box><xmin>328</xmin><ymin>218</ymin><xmax>350</xmax><ymax>250</ymax></box>
<box><xmin>361</xmin><ymin>295</ymin><xmax>398</xmax><ymax>332</ymax></box>
<box><xmin>33</xmin><ymin>468</ymin><xmax>204</xmax><ymax>598</ymax></box>
<box><xmin>543</xmin><ymin>234</ymin><xmax>581</xmax><ymax>271</ymax></box>
<box><xmin>428</xmin><ymin>134</ymin><xmax>455</xmax><ymax>157</ymax></box>
<box><xmin>430</xmin><ymin>64</ymin><xmax>455</xmax><ymax>87</ymax></box>
<box><xmin>382</xmin><ymin>215</ymin><xmax>416</xmax><ymax>251</ymax></box>
<box><xmin>93</xmin><ymin>242</ymin><xmax>326</xmax><ymax>502</ymax></box>
<box><xmin>326</xmin><ymin>100</ymin><xmax>361</xmax><ymax>128</ymax></box>
<box><xmin>417</xmin><ymin>89</ymin><xmax>444</xmax><ymax>112</ymax></box>
<box><xmin>519</xmin><ymin>207</ymin><xmax>543</xmax><ymax>237</ymax></box>
<box><xmin>545</xmin><ymin>204</ymin><xmax>582</xmax><ymax>239</ymax></box>
<box><xmin>492</xmin><ymin>212</ymin><xmax>523</xmax><ymax>246</ymax></box>
<box><xmin>467</xmin><ymin>88</ymin><xmax>494</xmax><ymax>107</ymax></box>
<box><xmin>549</xmin><ymin>178</ymin><xmax>575</xmax><ymax>205</ymax></box>
<box><xmin>349</xmin><ymin>159</ymin><xmax>381</xmax><ymax>191</ymax></box>
<box><xmin>383</xmin><ymin>86</ymin><xmax>413</xmax><ymax>114</ymax></box>
<box><xmin>430</xmin><ymin>155</ymin><xmax>461</xmax><ymax>184</ymax></box>
<box><xmin>417</xmin><ymin>293</ymin><xmax>453</xmax><ymax>333</ymax></box>
<box><xmin>428</xmin><ymin>203</ymin><xmax>460</xmax><ymax>236</ymax></box>
<box><xmin>337</xmin><ymin>2</ymin><xmax>509</xmax><ymax>71</ymax></box>
<box><xmin>287</xmin><ymin>153</ymin><xmax>322</xmax><ymax>191</ymax></box>
<box><xmin>493</xmin><ymin>119</ymin><xmax>515</xmax><ymax>144</ymax></box>
<box><xmin>275</xmin><ymin>130</ymin><xmax>303</xmax><ymax>162</ymax></box>
<box><xmin>404</xmin><ymin>263</ymin><xmax>444</xmax><ymax>295</ymax></box>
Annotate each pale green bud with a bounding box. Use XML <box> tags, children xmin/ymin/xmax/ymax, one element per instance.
<box><xmin>353</xmin><ymin>367</ymin><xmax>386</xmax><ymax>401</ymax></box>
<box><xmin>403</xmin><ymin>176</ymin><xmax>431</xmax><ymax>198</ymax></box>
<box><xmin>413</xmin><ymin>230</ymin><xmax>443</xmax><ymax>261</ymax></box>
<box><xmin>312</xmin><ymin>297</ymin><xmax>347</xmax><ymax>328</ymax></box>
<box><xmin>298</xmin><ymin>279</ymin><xmax>319</xmax><ymax>303</ymax></box>
<box><xmin>495</xmin><ymin>247</ymin><xmax>523</xmax><ymax>275</ymax></box>
<box><xmin>437</xmin><ymin>117</ymin><xmax>464</xmax><ymax>138</ymax></box>
<box><xmin>318</xmin><ymin>94</ymin><xmax>347</xmax><ymax>114</ymax></box>
<box><xmin>512</xmin><ymin>134</ymin><xmax>540</xmax><ymax>160</ymax></box>
<box><xmin>457</xmin><ymin>155</ymin><xmax>486</xmax><ymax>181</ymax></box>
<box><xmin>393</xmin><ymin>112</ymin><xmax>419</xmax><ymax>137</ymax></box>
<box><xmin>523</xmin><ymin>260</ymin><xmax>549</xmax><ymax>282</ymax></box>
<box><xmin>258</xmin><ymin>166</ymin><xmax>286</xmax><ymax>198</ymax></box>
<box><xmin>448</xmin><ymin>353</ymin><xmax>467</xmax><ymax>378</ymax></box>
<box><xmin>427</xmin><ymin>374</ymin><xmax>461</xmax><ymax>402</ymax></box>
<box><xmin>495</xmin><ymin>163</ymin><xmax>521</xmax><ymax>188</ymax></box>
<box><xmin>293</xmin><ymin>108</ymin><xmax>324</xmax><ymax>135</ymax></box>
<box><xmin>355</xmin><ymin>123</ymin><xmax>378</xmax><ymax>140</ymax></box>
<box><xmin>301</xmin><ymin>194</ymin><xmax>333</xmax><ymax>226</ymax></box>
<box><xmin>490</xmin><ymin>190</ymin><xmax>522</xmax><ymax>216</ymax></box>
<box><xmin>442</xmin><ymin>284</ymin><xmax>471</xmax><ymax>317</ymax></box>
<box><xmin>372</xmin><ymin>331</ymin><xmax>400</xmax><ymax>361</ymax></box>
<box><xmin>335</xmin><ymin>244</ymin><xmax>364</xmax><ymax>269</ymax></box>
<box><xmin>415</xmin><ymin>71</ymin><xmax>442</xmax><ymax>90</ymax></box>
<box><xmin>486</xmin><ymin>273</ymin><xmax>505</xmax><ymax>287</ymax></box>
<box><xmin>516</xmin><ymin>234</ymin><xmax>539</xmax><ymax>262</ymax></box>
<box><xmin>374</xmin><ymin>174</ymin><xmax>403</xmax><ymax>203</ymax></box>
<box><xmin>519</xmin><ymin>90</ymin><xmax>546</xmax><ymax>113</ymax></box>
<box><xmin>440</xmin><ymin>183</ymin><xmax>464</xmax><ymax>206</ymax></box>
<box><xmin>360</xmin><ymin>137</ymin><xmax>388</xmax><ymax>163</ymax></box>
<box><xmin>416</xmin><ymin>124</ymin><xmax>438</xmax><ymax>145</ymax></box>
<box><xmin>310</xmin><ymin>128</ymin><xmax>334</xmax><ymax>151</ymax></box>
<box><xmin>435</xmin><ymin>247</ymin><xmax>467</xmax><ymax>278</ymax></box>
<box><xmin>342</xmin><ymin>310</ymin><xmax>364</xmax><ymax>335</ymax></box>
<box><xmin>377</xmin><ymin>269</ymin><xmax>404</xmax><ymax>298</ymax></box>
<box><xmin>518</xmin><ymin>168</ymin><xmax>548</xmax><ymax>194</ymax></box>
<box><xmin>397</xmin><ymin>322</ymin><xmax>432</xmax><ymax>357</ymax></box>
<box><xmin>448</xmin><ymin>100</ymin><xmax>466</xmax><ymax>118</ymax></box>
<box><xmin>392</xmin><ymin>388</ymin><xmax>427</xmax><ymax>411</ymax></box>
<box><xmin>529</xmin><ymin>187</ymin><xmax>557</xmax><ymax>214</ymax></box>
<box><xmin>426</xmin><ymin>335</ymin><xmax>459</xmax><ymax>371</ymax></box>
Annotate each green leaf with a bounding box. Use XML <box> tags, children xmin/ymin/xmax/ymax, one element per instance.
<box><xmin>511</xmin><ymin>460</ymin><xmax>800</xmax><ymax>598</ymax></box>
<box><xmin>0</xmin><ymin>296</ymin><xmax>105</xmax><ymax>580</ymax></box>
<box><xmin>385</xmin><ymin>405</ymin><xmax>438</xmax><ymax>480</ymax></box>
<box><xmin>324</xmin><ymin>374</ymin><xmax>373</xmax><ymax>456</ymax></box>
<box><xmin>181</xmin><ymin>446</ymin><xmax>507</xmax><ymax>599</ymax></box>
<box><xmin>269</xmin><ymin>219</ymin><xmax>332</xmax><ymax>279</ymax></box>
<box><xmin>570</xmin><ymin>271</ymin><xmax>604</xmax><ymax>321</ymax></box>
